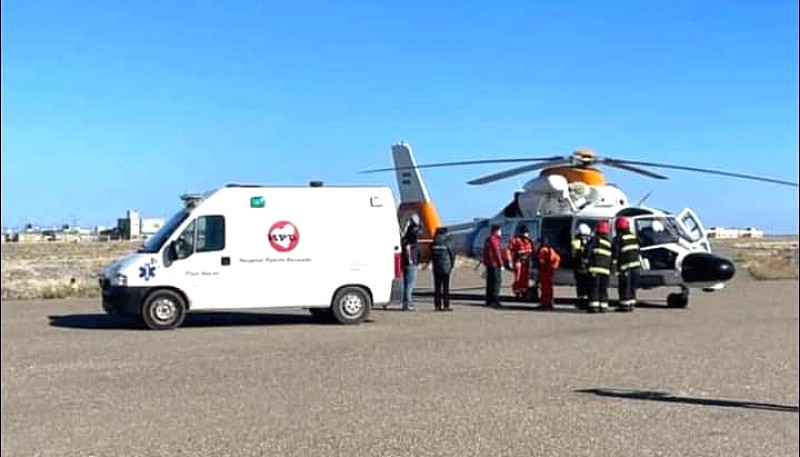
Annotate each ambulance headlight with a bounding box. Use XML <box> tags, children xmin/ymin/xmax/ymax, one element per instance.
<box><xmin>110</xmin><ymin>274</ymin><xmax>128</xmax><ymax>287</ymax></box>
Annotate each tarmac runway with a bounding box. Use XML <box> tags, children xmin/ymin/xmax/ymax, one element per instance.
<box><xmin>2</xmin><ymin>269</ymin><xmax>798</xmax><ymax>456</ymax></box>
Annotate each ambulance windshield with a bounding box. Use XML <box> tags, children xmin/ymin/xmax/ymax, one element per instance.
<box><xmin>137</xmin><ymin>209</ymin><xmax>190</xmax><ymax>253</ymax></box>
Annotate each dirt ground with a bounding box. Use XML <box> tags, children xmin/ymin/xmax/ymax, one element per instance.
<box><xmin>1</xmin><ymin>237</ymin><xmax>796</xmax><ymax>300</ymax></box>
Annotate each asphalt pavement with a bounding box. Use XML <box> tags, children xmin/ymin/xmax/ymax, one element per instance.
<box><xmin>2</xmin><ymin>269</ymin><xmax>798</xmax><ymax>456</ymax></box>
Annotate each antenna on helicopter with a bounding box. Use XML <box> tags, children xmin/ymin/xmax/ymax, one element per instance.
<box><xmin>637</xmin><ymin>191</ymin><xmax>653</xmax><ymax>207</ymax></box>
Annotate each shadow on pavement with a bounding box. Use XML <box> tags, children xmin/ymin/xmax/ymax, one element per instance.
<box><xmin>47</xmin><ymin>312</ymin><xmax>349</xmax><ymax>330</ymax></box>
<box><xmin>576</xmin><ymin>388</ymin><xmax>799</xmax><ymax>413</ymax></box>
<box><xmin>414</xmin><ymin>289</ymin><xmax>672</xmax><ymax>310</ymax></box>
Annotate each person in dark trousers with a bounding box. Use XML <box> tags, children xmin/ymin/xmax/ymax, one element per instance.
<box><xmin>482</xmin><ymin>224</ymin><xmax>507</xmax><ymax>308</ymax></box>
<box><xmin>431</xmin><ymin>227</ymin><xmax>455</xmax><ymax>311</ymax></box>
<box><xmin>571</xmin><ymin>223</ymin><xmax>592</xmax><ymax>309</ymax></box>
<box><xmin>401</xmin><ymin>218</ymin><xmax>421</xmax><ymax>311</ymax></box>
<box><xmin>612</xmin><ymin>217</ymin><xmax>642</xmax><ymax>312</ymax></box>
<box><xmin>585</xmin><ymin>220</ymin><xmax>613</xmax><ymax>313</ymax></box>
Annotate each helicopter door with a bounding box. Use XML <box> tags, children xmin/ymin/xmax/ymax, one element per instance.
<box><xmin>538</xmin><ymin>217</ymin><xmax>574</xmax><ymax>263</ymax></box>
<box><xmin>677</xmin><ymin>207</ymin><xmax>710</xmax><ymax>251</ymax></box>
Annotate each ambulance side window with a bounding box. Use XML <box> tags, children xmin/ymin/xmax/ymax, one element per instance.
<box><xmin>175</xmin><ymin>221</ymin><xmax>196</xmax><ymax>260</ymax></box>
<box><xmin>196</xmin><ymin>216</ymin><xmax>226</xmax><ymax>252</ymax></box>
<box><xmin>174</xmin><ymin>216</ymin><xmax>226</xmax><ymax>260</ymax></box>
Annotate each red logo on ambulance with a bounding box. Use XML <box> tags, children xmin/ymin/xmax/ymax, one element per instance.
<box><xmin>268</xmin><ymin>221</ymin><xmax>300</xmax><ymax>252</ymax></box>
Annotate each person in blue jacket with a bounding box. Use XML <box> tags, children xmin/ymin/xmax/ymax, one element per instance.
<box><xmin>431</xmin><ymin>227</ymin><xmax>455</xmax><ymax>311</ymax></box>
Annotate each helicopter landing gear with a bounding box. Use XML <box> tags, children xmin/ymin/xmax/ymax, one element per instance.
<box><xmin>667</xmin><ymin>286</ymin><xmax>690</xmax><ymax>308</ymax></box>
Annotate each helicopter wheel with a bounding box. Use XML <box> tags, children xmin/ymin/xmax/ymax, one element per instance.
<box><xmin>667</xmin><ymin>291</ymin><xmax>689</xmax><ymax>308</ymax></box>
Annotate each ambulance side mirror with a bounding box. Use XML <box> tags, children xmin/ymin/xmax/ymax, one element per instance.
<box><xmin>164</xmin><ymin>240</ymin><xmax>178</xmax><ymax>267</ymax></box>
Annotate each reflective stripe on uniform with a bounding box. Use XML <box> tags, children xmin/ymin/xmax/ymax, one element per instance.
<box><xmin>619</xmin><ymin>260</ymin><xmax>642</xmax><ymax>271</ymax></box>
<box><xmin>617</xmin><ymin>233</ymin><xmax>641</xmax><ymax>271</ymax></box>
<box><xmin>589</xmin><ymin>236</ymin><xmax>612</xmax><ymax>275</ymax></box>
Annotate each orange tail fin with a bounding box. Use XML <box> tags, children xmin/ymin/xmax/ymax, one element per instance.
<box><xmin>392</xmin><ymin>142</ymin><xmax>442</xmax><ymax>262</ymax></box>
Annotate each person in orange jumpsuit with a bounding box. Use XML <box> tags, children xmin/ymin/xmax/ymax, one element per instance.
<box><xmin>506</xmin><ymin>225</ymin><xmax>535</xmax><ymax>298</ymax></box>
<box><xmin>536</xmin><ymin>236</ymin><xmax>562</xmax><ymax>310</ymax></box>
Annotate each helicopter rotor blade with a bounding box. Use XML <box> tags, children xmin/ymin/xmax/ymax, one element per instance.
<box><xmin>610</xmin><ymin>159</ymin><xmax>799</xmax><ymax>188</ymax></box>
<box><xmin>467</xmin><ymin>159</ymin><xmax>573</xmax><ymax>185</ymax></box>
<box><xmin>600</xmin><ymin>158</ymin><xmax>669</xmax><ymax>180</ymax></box>
<box><xmin>360</xmin><ymin>156</ymin><xmax>564</xmax><ymax>174</ymax></box>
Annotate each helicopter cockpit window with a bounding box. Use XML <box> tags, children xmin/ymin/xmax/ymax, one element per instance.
<box><xmin>634</xmin><ymin>217</ymin><xmax>693</xmax><ymax>247</ymax></box>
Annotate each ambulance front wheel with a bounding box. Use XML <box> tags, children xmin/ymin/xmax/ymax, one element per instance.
<box><xmin>331</xmin><ymin>286</ymin><xmax>371</xmax><ymax>325</ymax></box>
<box><xmin>141</xmin><ymin>289</ymin><xmax>187</xmax><ymax>330</ymax></box>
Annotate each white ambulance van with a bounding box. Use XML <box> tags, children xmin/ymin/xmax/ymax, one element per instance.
<box><xmin>100</xmin><ymin>183</ymin><xmax>403</xmax><ymax>329</ymax></box>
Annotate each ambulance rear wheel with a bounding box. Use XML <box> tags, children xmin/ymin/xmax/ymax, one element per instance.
<box><xmin>141</xmin><ymin>289</ymin><xmax>187</xmax><ymax>330</ymax></box>
<box><xmin>331</xmin><ymin>287</ymin><xmax>371</xmax><ymax>325</ymax></box>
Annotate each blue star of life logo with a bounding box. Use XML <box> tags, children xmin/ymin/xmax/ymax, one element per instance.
<box><xmin>139</xmin><ymin>263</ymin><xmax>156</xmax><ymax>281</ymax></box>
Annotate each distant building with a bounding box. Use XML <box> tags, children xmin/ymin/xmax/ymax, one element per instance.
<box><xmin>707</xmin><ymin>227</ymin><xmax>765</xmax><ymax>239</ymax></box>
<box><xmin>117</xmin><ymin>210</ymin><xmax>165</xmax><ymax>240</ymax></box>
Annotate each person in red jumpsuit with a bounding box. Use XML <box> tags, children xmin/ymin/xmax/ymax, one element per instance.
<box><xmin>536</xmin><ymin>236</ymin><xmax>562</xmax><ymax>310</ymax></box>
<box><xmin>506</xmin><ymin>225</ymin><xmax>535</xmax><ymax>298</ymax></box>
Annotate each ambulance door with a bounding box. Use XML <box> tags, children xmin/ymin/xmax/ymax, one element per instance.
<box><xmin>170</xmin><ymin>215</ymin><xmax>230</xmax><ymax>310</ymax></box>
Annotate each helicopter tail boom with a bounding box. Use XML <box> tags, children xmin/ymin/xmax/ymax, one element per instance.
<box><xmin>392</xmin><ymin>142</ymin><xmax>443</xmax><ymax>243</ymax></box>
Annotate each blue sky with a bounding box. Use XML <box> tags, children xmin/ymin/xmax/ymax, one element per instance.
<box><xmin>2</xmin><ymin>0</ymin><xmax>798</xmax><ymax>233</ymax></box>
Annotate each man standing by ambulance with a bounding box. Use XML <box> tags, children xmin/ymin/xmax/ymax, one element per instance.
<box><xmin>401</xmin><ymin>218</ymin><xmax>421</xmax><ymax>311</ymax></box>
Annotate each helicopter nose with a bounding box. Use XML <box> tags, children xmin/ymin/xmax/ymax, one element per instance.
<box><xmin>681</xmin><ymin>253</ymin><xmax>736</xmax><ymax>283</ymax></box>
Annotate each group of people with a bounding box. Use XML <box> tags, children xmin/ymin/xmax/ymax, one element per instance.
<box><xmin>570</xmin><ymin>217</ymin><xmax>642</xmax><ymax>313</ymax></box>
<box><xmin>480</xmin><ymin>223</ymin><xmax>561</xmax><ymax>310</ymax></box>
<box><xmin>398</xmin><ymin>216</ymin><xmax>642</xmax><ymax>314</ymax></box>
<box><xmin>400</xmin><ymin>217</ymin><xmax>455</xmax><ymax>312</ymax></box>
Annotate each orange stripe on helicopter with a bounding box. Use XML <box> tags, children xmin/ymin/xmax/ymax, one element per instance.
<box><xmin>541</xmin><ymin>167</ymin><xmax>606</xmax><ymax>186</ymax></box>
<box><xmin>398</xmin><ymin>201</ymin><xmax>441</xmax><ymax>263</ymax></box>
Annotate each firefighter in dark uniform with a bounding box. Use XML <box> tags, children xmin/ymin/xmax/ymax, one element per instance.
<box><xmin>571</xmin><ymin>223</ymin><xmax>592</xmax><ymax>309</ymax></box>
<box><xmin>585</xmin><ymin>220</ymin><xmax>612</xmax><ymax>313</ymax></box>
<box><xmin>613</xmin><ymin>217</ymin><xmax>642</xmax><ymax>312</ymax></box>
<box><xmin>431</xmin><ymin>227</ymin><xmax>455</xmax><ymax>311</ymax></box>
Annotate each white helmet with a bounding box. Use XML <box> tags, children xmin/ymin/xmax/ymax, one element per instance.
<box><xmin>576</xmin><ymin>223</ymin><xmax>591</xmax><ymax>236</ymax></box>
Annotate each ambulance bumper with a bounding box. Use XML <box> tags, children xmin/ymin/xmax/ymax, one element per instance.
<box><xmin>100</xmin><ymin>280</ymin><xmax>149</xmax><ymax>316</ymax></box>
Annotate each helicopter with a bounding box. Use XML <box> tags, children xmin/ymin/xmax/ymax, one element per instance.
<box><xmin>363</xmin><ymin>142</ymin><xmax>798</xmax><ymax>308</ymax></box>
